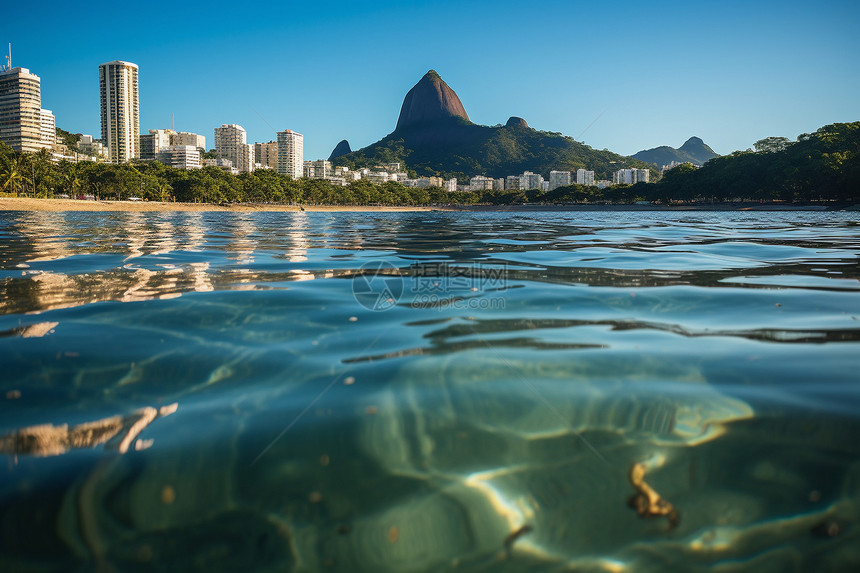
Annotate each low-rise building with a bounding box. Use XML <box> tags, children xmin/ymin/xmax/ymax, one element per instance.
<box><xmin>156</xmin><ymin>145</ymin><xmax>201</xmax><ymax>170</ymax></box>
<box><xmin>77</xmin><ymin>134</ymin><xmax>109</xmax><ymax>160</ymax></box>
<box><xmin>172</xmin><ymin>131</ymin><xmax>205</xmax><ymax>150</ymax></box>
<box><xmin>204</xmin><ymin>157</ymin><xmax>238</xmax><ymax>174</ymax></box>
<box><xmin>139</xmin><ymin>129</ymin><xmax>175</xmax><ymax>160</ymax></box>
<box><xmin>364</xmin><ymin>171</ymin><xmax>390</xmax><ymax>185</ymax></box>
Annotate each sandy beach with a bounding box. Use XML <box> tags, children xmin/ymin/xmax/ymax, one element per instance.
<box><xmin>0</xmin><ymin>197</ymin><xmax>440</xmax><ymax>213</ymax></box>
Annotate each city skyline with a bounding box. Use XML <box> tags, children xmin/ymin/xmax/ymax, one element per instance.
<box><xmin>2</xmin><ymin>0</ymin><xmax>858</xmax><ymax>161</ymax></box>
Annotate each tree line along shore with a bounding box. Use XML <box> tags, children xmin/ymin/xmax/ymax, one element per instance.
<box><xmin>2</xmin><ymin>123</ymin><xmax>857</xmax><ymax>207</ymax></box>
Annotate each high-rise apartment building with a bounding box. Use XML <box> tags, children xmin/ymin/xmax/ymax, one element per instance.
<box><xmin>254</xmin><ymin>141</ymin><xmax>278</xmax><ymax>170</ymax></box>
<box><xmin>549</xmin><ymin>170</ymin><xmax>572</xmax><ymax>190</ymax></box>
<box><xmin>277</xmin><ymin>129</ymin><xmax>303</xmax><ymax>179</ymax></box>
<box><xmin>214</xmin><ymin>124</ymin><xmax>254</xmax><ymax>173</ymax></box>
<box><xmin>469</xmin><ymin>176</ymin><xmax>495</xmax><ymax>191</ymax></box>
<box><xmin>576</xmin><ymin>169</ymin><xmax>595</xmax><ymax>186</ymax></box>
<box><xmin>39</xmin><ymin>108</ymin><xmax>55</xmax><ymax>147</ymax></box>
<box><xmin>0</xmin><ymin>66</ymin><xmax>52</xmax><ymax>153</ymax></box>
<box><xmin>520</xmin><ymin>171</ymin><xmax>544</xmax><ymax>190</ymax></box>
<box><xmin>612</xmin><ymin>168</ymin><xmax>649</xmax><ymax>185</ymax></box>
<box><xmin>99</xmin><ymin>60</ymin><xmax>139</xmax><ymax>163</ymax></box>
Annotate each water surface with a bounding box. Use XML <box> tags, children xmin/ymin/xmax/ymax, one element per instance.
<box><xmin>1</xmin><ymin>210</ymin><xmax>859</xmax><ymax>572</ymax></box>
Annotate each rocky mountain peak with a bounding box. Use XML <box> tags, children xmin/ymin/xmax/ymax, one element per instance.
<box><xmin>394</xmin><ymin>70</ymin><xmax>470</xmax><ymax>133</ymax></box>
<box><xmin>328</xmin><ymin>139</ymin><xmax>352</xmax><ymax>161</ymax></box>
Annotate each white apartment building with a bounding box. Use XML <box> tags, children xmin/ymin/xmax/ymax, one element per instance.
<box><xmin>304</xmin><ymin>159</ymin><xmax>332</xmax><ymax>179</ymax></box>
<box><xmin>254</xmin><ymin>141</ymin><xmax>278</xmax><ymax>170</ymax></box>
<box><xmin>521</xmin><ymin>171</ymin><xmax>544</xmax><ymax>190</ymax></box>
<box><xmin>204</xmin><ymin>157</ymin><xmax>238</xmax><ymax>174</ymax></box>
<box><xmin>612</xmin><ymin>168</ymin><xmax>650</xmax><ymax>185</ymax></box>
<box><xmin>505</xmin><ymin>175</ymin><xmax>520</xmax><ymax>191</ymax></box>
<box><xmin>469</xmin><ymin>175</ymin><xmax>495</xmax><ymax>191</ymax></box>
<box><xmin>214</xmin><ymin>124</ymin><xmax>254</xmax><ymax>173</ymax></box>
<box><xmin>277</xmin><ymin>129</ymin><xmax>303</xmax><ymax>179</ymax></box>
<box><xmin>549</xmin><ymin>170</ymin><xmax>572</xmax><ymax>190</ymax></box>
<box><xmin>0</xmin><ymin>67</ymin><xmax>52</xmax><ymax>153</ymax></box>
<box><xmin>364</xmin><ymin>171</ymin><xmax>390</xmax><ymax>185</ymax></box>
<box><xmin>77</xmin><ymin>134</ymin><xmax>108</xmax><ymax>160</ymax></box>
<box><xmin>576</xmin><ymin>168</ymin><xmax>595</xmax><ymax>186</ymax></box>
<box><xmin>156</xmin><ymin>145</ymin><xmax>201</xmax><ymax>170</ymax></box>
<box><xmin>443</xmin><ymin>178</ymin><xmax>457</xmax><ymax>192</ymax></box>
<box><xmin>99</xmin><ymin>60</ymin><xmax>139</xmax><ymax>162</ymax></box>
<box><xmin>39</xmin><ymin>108</ymin><xmax>55</xmax><ymax>147</ymax></box>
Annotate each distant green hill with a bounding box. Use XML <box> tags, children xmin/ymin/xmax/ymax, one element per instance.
<box><xmin>650</xmin><ymin>122</ymin><xmax>860</xmax><ymax>203</ymax></box>
<box><xmin>333</xmin><ymin>71</ymin><xmax>657</xmax><ymax>181</ymax></box>
<box><xmin>631</xmin><ymin>137</ymin><xmax>719</xmax><ymax>168</ymax></box>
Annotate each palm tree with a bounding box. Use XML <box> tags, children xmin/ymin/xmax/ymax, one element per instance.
<box><xmin>0</xmin><ymin>154</ymin><xmax>29</xmax><ymax>196</ymax></box>
<box><xmin>60</xmin><ymin>160</ymin><xmax>81</xmax><ymax>197</ymax></box>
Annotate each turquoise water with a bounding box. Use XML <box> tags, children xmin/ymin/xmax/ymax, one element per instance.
<box><xmin>1</xmin><ymin>210</ymin><xmax>859</xmax><ymax>572</ymax></box>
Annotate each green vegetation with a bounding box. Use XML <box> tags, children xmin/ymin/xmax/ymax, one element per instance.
<box><xmin>334</xmin><ymin>117</ymin><xmax>659</xmax><ymax>182</ymax></box>
<box><xmin>644</xmin><ymin>122</ymin><xmax>860</xmax><ymax>204</ymax></box>
<box><xmin>0</xmin><ymin>141</ymin><xmax>472</xmax><ymax>205</ymax></box>
<box><xmin>55</xmin><ymin>127</ymin><xmax>81</xmax><ymax>152</ymax></box>
<box><xmin>2</xmin><ymin>122</ymin><xmax>856</xmax><ymax>207</ymax></box>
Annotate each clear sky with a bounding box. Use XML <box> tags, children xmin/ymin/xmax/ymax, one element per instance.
<box><xmin>3</xmin><ymin>0</ymin><xmax>858</xmax><ymax>160</ymax></box>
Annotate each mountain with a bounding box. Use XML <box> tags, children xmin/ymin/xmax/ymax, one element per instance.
<box><xmin>333</xmin><ymin>70</ymin><xmax>656</xmax><ymax>181</ymax></box>
<box><xmin>328</xmin><ymin>139</ymin><xmax>352</xmax><ymax>161</ymax></box>
<box><xmin>631</xmin><ymin>137</ymin><xmax>719</xmax><ymax>168</ymax></box>
<box><xmin>395</xmin><ymin>69</ymin><xmax>470</xmax><ymax>132</ymax></box>
<box><xmin>651</xmin><ymin>122</ymin><xmax>859</xmax><ymax>203</ymax></box>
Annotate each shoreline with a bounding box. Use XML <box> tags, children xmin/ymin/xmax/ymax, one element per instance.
<box><xmin>0</xmin><ymin>197</ymin><xmax>854</xmax><ymax>213</ymax></box>
<box><xmin>0</xmin><ymin>198</ymin><xmax>439</xmax><ymax>213</ymax></box>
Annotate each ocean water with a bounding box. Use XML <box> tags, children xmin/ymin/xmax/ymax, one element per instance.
<box><xmin>1</xmin><ymin>209</ymin><xmax>859</xmax><ymax>572</ymax></box>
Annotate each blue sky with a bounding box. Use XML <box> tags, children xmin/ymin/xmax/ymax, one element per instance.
<box><xmin>3</xmin><ymin>0</ymin><xmax>858</xmax><ymax>161</ymax></box>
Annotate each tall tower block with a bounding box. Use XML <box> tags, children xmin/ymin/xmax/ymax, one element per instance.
<box><xmin>99</xmin><ymin>60</ymin><xmax>139</xmax><ymax>163</ymax></box>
